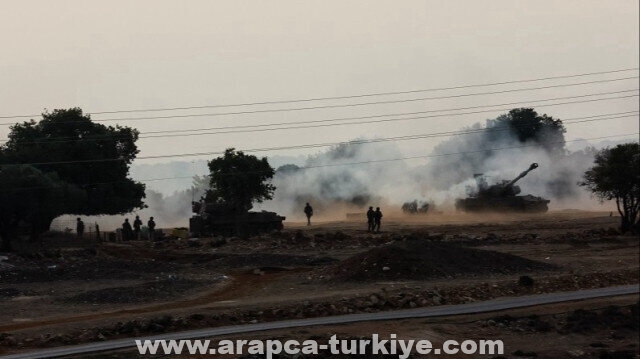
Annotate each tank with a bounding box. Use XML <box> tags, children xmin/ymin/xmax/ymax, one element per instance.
<box><xmin>455</xmin><ymin>163</ymin><xmax>550</xmax><ymax>213</ymax></box>
<box><xmin>189</xmin><ymin>201</ymin><xmax>286</xmax><ymax>237</ymax></box>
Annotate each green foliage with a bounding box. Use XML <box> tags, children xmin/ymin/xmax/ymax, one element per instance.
<box><xmin>206</xmin><ymin>148</ymin><xmax>276</xmax><ymax>212</ymax></box>
<box><xmin>1</xmin><ymin>108</ymin><xmax>145</xmax><ymax>215</ymax></box>
<box><xmin>0</xmin><ymin>108</ymin><xmax>145</xmax><ymax>247</ymax></box>
<box><xmin>487</xmin><ymin>108</ymin><xmax>566</xmax><ymax>155</ymax></box>
<box><xmin>0</xmin><ymin>165</ymin><xmax>85</xmax><ymax>250</ymax></box>
<box><xmin>581</xmin><ymin>143</ymin><xmax>640</xmax><ymax>232</ymax></box>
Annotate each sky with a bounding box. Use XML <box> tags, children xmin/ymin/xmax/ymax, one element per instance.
<box><xmin>1</xmin><ymin>0</ymin><xmax>638</xmax><ymax>191</ymax></box>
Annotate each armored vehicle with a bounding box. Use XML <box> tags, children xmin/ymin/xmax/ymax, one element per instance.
<box><xmin>455</xmin><ymin>163</ymin><xmax>550</xmax><ymax>213</ymax></box>
<box><xmin>189</xmin><ymin>201</ymin><xmax>286</xmax><ymax>237</ymax></box>
<box><xmin>402</xmin><ymin>200</ymin><xmax>430</xmax><ymax>214</ymax></box>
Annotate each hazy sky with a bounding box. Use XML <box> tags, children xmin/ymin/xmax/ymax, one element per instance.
<box><xmin>1</xmin><ymin>1</ymin><xmax>638</xmax><ymax>179</ymax></box>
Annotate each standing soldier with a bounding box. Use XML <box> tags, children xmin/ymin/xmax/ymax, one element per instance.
<box><xmin>122</xmin><ymin>218</ymin><xmax>133</xmax><ymax>241</ymax></box>
<box><xmin>147</xmin><ymin>216</ymin><xmax>156</xmax><ymax>241</ymax></box>
<box><xmin>374</xmin><ymin>207</ymin><xmax>383</xmax><ymax>233</ymax></box>
<box><xmin>366</xmin><ymin>206</ymin><xmax>375</xmax><ymax>232</ymax></box>
<box><xmin>133</xmin><ymin>215</ymin><xmax>142</xmax><ymax>240</ymax></box>
<box><xmin>304</xmin><ymin>203</ymin><xmax>313</xmax><ymax>226</ymax></box>
<box><xmin>76</xmin><ymin>218</ymin><xmax>85</xmax><ymax>239</ymax></box>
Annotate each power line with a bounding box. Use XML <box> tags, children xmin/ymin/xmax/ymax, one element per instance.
<box><xmin>2</xmin><ymin>91</ymin><xmax>638</xmax><ymax>146</ymax></box>
<box><xmin>4</xmin><ymin>116</ymin><xmax>636</xmax><ymax>166</ymax></box>
<box><xmin>56</xmin><ymin>88</ymin><xmax>640</xmax><ymax>124</ymax></box>
<box><xmin>2</xmin><ymin>133</ymin><xmax>636</xmax><ymax>191</ymax></box>
<box><xmin>137</xmin><ymin>123</ymin><xmax>636</xmax><ymax>161</ymax></box>
<box><xmin>0</xmin><ymin>82</ymin><xmax>638</xmax><ymax>127</ymax></box>
<box><xmin>0</xmin><ymin>67</ymin><xmax>636</xmax><ymax>119</ymax></box>
<box><xmin>300</xmin><ymin>134</ymin><xmax>638</xmax><ymax>169</ymax></box>
<box><xmin>3</xmin><ymin>104</ymin><xmax>637</xmax><ymax>147</ymax></box>
<box><xmin>138</xmin><ymin>111</ymin><xmax>638</xmax><ymax>141</ymax></box>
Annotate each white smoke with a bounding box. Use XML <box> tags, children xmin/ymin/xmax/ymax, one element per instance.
<box><xmin>258</xmin><ymin>115</ymin><xmax>610</xmax><ymax>218</ymax></box>
<box><xmin>56</xmin><ymin>113</ymin><xmax>614</xmax><ymax>231</ymax></box>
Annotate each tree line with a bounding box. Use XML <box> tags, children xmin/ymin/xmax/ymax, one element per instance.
<box><xmin>0</xmin><ymin>107</ymin><xmax>637</xmax><ymax>251</ymax></box>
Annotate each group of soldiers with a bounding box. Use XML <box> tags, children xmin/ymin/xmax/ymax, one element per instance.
<box><xmin>75</xmin><ymin>215</ymin><xmax>157</xmax><ymax>241</ymax></box>
<box><xmin>366</xmin><ymin>206</ymin><xmax>383</xmax><ymax>232</ymax></box>
<box><xmin>303</xmin><ymin>203</ymin><xmax>383</xmax><ymax>233</ymax></box>
<box><xmin>121</xmin><ymin>215</ymin><xmax>156</xmax><ymax>241</ymax></box>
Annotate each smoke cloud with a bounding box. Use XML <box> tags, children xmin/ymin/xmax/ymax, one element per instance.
<box><xmin>53</xmin><ymin>110</ymin><xmax>617</xmax><ymax>231</ymax></box>
<box><xmin>259</xmin><ymin>112</ymin><xmax>609</xmax><ymax>219</ymax></box>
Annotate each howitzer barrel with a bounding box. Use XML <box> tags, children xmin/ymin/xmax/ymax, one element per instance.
<box><xmin>505</xmin><ymin>163</ymin><xmax>538</xmax><ymax>189</ymax></box>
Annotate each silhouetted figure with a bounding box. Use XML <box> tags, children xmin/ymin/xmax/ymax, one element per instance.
<box><xmin>147</xmin><ymin>217</ymin><xmax>156</xmax><ymax>241</ymax></box>
<box><xmin>95</xmin><ymin>223</ymin><xmax>101</xmax><ymax>241</ymax></box>
<box><xmin>133</xmin><ymin>215</ymin><xmax>142</xmax><ymax>240</ymax></box>
<box><xmin>366</xmin><ymin>206</ymin><xmax>375</xmax><ymax>232</ymax></box>
<box><xmin>76</xmin><ymin>218</ymin><xmax>85</xmax><ymax>238</ymax></box>
<box><xmin>374</xmin><ymin>207</ymin><xmax>383</xmax><ymax>233</ymax></box>
<box><xmin>304</xmin><ymin>203</ymin><xmax>313</xmax><ymax>226</ymax></box>
<box><xmin>122</xmin><ymin>218</ymin><xmax>133</xmax><ymax>241</ymax></box>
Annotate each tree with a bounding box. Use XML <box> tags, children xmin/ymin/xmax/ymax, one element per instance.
<box><xmin>0</xmin><ymin>165</ymin><xmax>85</xmax><ymax>250</ymax></box>
<box><xmin>0</xmin><ymin>108</ymin><xmax>145</xmax><ymax>243</ymax></box>
<box><xmin>428</xmin><ymin>108</ymin><xmax>568</xmax><ymax>190</ymax></box>
<box><xmin>206</xmin><ymin>148</ymin><xmax>276</xmax><ymax>213</ymax></box>
<box><xmin>486</xmin><ymin>108</ymin><xmax>567</xmax><ymax>155</ymax></box>
<box><xmin>581</xmin><ymin>143</ymin><xmax>640</xmax><ymax>233</ymax></box>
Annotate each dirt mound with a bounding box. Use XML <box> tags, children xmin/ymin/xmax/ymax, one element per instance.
<box><xmin>329</xmin><ymin>241</ymin><xmax>555</xmax><ymax>282</ymax></box>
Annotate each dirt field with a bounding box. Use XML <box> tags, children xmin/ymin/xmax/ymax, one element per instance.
<box><xmin>0</xmin><ymin>211</ymin><xmax>638</xmax><ymax>357</ymax></box>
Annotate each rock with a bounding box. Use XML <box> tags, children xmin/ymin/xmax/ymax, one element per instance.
<box><xmin>382</xmin><ymin>266</ymin><xmax>391</xmax><ymax>271</ymax></box>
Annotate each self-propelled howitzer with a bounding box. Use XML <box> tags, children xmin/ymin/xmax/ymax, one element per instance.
<box><xmin>455</xmin><ymin>163</ymin><xmax>550</xmax><ymax>212</ymax></box>
<box><xmin>189</xmin><ymin>200</ymin><xmax>286</xmax><ymax>237</ymax></box>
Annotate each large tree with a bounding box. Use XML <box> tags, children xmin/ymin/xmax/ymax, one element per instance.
<box><xmin>0</xmin><ymin>108</ymin><xmax>145</xmax><ymax>244</ymax></box>
<box><xmin>428</xmin><ymin>108</ymin><xmax>567</xmax><ymax>191</ymax></box>
<box><xmin>486</xmin><ymin>108</ymin><xmax>567</xmax><ymax>155</ymax></box>
<box><xmin>0</xmin><ymin>165</ymin><xmax>85</xmax><ymax>250</ymax></box>
<box><xmin>206</xmin><ymin>148</ymin><xmax>275</xmax><ymax>213</ymax></box>
<box><xmin>581</xmin><ymin>143</ymin><xmax>640</xmax><ymax>233</ymax></box>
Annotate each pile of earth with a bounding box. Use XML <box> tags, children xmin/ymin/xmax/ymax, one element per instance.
<box><xmin>327</xmin><ymin>240</ymin><xmax>556</xmax><ymax>282</ymax></box>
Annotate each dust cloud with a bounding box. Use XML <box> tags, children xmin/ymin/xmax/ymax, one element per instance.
<box><xmin>53</xmin><ymin>111</ymin><xmax>616</xmax><ymax>231</ymax></box>
<box><xmin>259</xmin><ymin>112</ymin><xmax>613</xmax><ymax>221</ymax></box>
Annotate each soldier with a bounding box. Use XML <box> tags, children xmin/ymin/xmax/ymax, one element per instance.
<box><xmin>374</xmin><ymin>207</ymin><xmax>383</xmax><ymax>233</ymax></box>
<box><xmin>95</xmin><ymin>222</ymin><xmax>101</xmax><ymax>241</ymax></box>
<box><xmin>366</xmin><ymin>206</ymin><xmax>375</xmax><ymax>232</ymax></box>
<box><xmin>133</xmin><ymin>215</ymin><xmax>142</xmax><ymax>240</ymax></box>
<box><xmin>76</xmin><ymin>218</ymin><xmax>85</xmax><ymax>238</ymax></box>
<box><xmin>122</xmin><ymin>218</ymin><xmax>133</xmax><ymax>241</ymax></box>
<box><xmin>147</xmin><ymin>216</ymin><xmax>156</xmax><ymax>241</ymax></box>
<box><xmin>304</xmin><ymin>203</ymin><xmax>313</xmax><ymax>226</ymax></box>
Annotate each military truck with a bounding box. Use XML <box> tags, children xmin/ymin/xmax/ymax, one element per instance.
<box><xmin>455</xmin><ymin>163</ymin><xmax>550</xmax><ymax>212</ymax></box>
<box><xmin>189</xmin><ymin>200</ymin><xmax>286</xmax><ymax>237</ymax></box>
